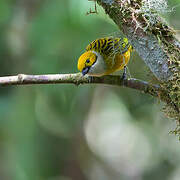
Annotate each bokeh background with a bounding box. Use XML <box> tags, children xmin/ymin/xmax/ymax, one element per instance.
<box><xmin>0</xmin><ymin>0</ymin><xmax>180</xmax><ymax>180</ymax></box>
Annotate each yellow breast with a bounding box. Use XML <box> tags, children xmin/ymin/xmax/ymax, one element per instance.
<box><xmin>103</xmin><ymin>46</ymin><xmax>132</xmax><ymax>75</ymax></box>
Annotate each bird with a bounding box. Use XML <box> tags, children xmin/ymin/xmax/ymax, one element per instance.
<box><xmin>77</xmin><ymin>37</ymin><xmax>133</xmax><ymax>78</ymax></box>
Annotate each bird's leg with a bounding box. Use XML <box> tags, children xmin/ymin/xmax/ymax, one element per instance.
<box><xmin>122</xmin><ymin>66</ymin><xmax>127</xmax><ymax>80</ymax></box>
<box><xmin>88</xmin><ymin>76</ymin><xmax>93</xmax><ymax>83</ymax></box>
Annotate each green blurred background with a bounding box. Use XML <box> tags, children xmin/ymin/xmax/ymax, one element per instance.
<box><xmin>0</xmin><ymin>0</ymin><xmax>180</xmax><ymax>180</ymax></box>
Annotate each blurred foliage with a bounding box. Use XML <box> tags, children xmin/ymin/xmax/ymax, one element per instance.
<box><xmin>0</xmin><ymin>0</ymin><xmax>180</xmax><ymax>180</ymax></box>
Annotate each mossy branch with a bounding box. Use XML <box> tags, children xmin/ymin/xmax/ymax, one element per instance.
<box><xmin>96</xmin><ymin>0</ymin><xmax>180</xmax><ymax>134</ymax></box>
<box><xmin>96</xmin><ymin>0</ymin><xmax>179</xmax><ymax>81</ymax></box>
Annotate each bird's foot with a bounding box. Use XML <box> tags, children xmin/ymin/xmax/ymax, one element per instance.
<box><xmin>122</xmin><ymin>66</ymin><xmax>127</xmax><ymax>80</ymax></box>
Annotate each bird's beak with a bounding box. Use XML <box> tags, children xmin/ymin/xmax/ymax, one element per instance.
<box><xmin>82</xmin><ymin>67</ymin><xmax>90</xmax><ymax>76</ymax></box>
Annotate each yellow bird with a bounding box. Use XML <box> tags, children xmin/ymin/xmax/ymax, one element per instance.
<box><xmin>77</xmin><ymin>37</ymin><xmax>133</xmax><ymax>77</ymax></box>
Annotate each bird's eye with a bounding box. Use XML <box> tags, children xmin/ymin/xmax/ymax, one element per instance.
<box><xmin>86</xmin><ymin>59</ymin><xmax>90</xmax><ymax>63</ymax></box>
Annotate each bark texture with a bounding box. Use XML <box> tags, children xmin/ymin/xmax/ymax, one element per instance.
<box><xmin>96</xmin><ymin>0</ymin><xmax>180</xmax><ymax>135</ymax></box>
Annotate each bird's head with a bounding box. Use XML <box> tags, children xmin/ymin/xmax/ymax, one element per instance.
<box><xmin>77</xmin><ymin>51</ymin><xmax>98</xmax><ymax>76</ymax></box>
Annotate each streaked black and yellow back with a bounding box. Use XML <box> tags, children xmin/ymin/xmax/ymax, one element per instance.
<box><xmin>86</xmin><ymin>37</ymin><xmax>131</xmax><ymax>56</ymax></box>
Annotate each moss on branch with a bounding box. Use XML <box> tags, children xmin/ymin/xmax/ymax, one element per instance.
<box><xmin>96</xmin><ymin>0</ymin><xmax>180</xmax><ymax>136</ymax></box>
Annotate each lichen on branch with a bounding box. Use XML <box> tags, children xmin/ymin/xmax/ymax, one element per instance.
<box><xmin>96</xmin><ymin>0</ymin><xmax>180</xmax><ymax>135</ymax></box>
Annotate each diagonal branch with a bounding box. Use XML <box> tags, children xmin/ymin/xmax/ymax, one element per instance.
<box><xmin>96</xmin><ymin>0</ymin><xmax>180</xmax><ymax>125</ymax></box>
<box><xmin>96</xmin><ymin>0</ymin><xmax>180</xmax><ymax>82</ymax></box>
